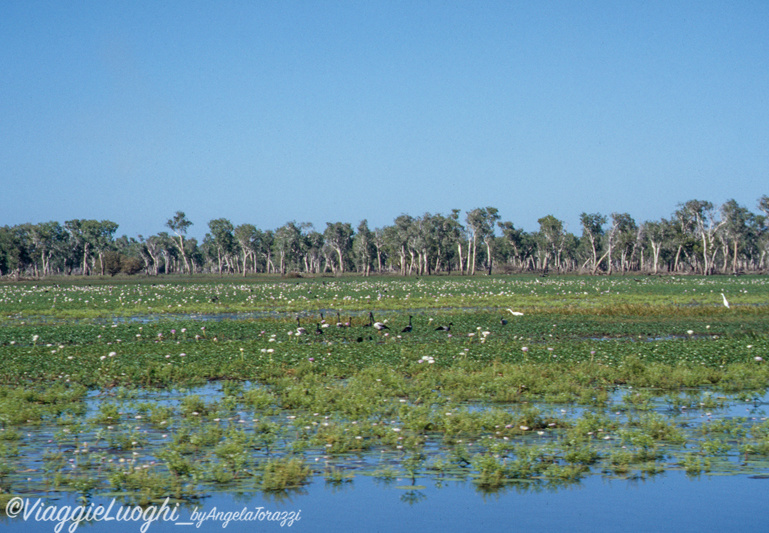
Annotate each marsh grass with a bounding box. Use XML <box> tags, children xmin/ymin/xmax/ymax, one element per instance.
<box><xmin>0</xmin><ymin>275</ymin><xmax>768</xmax><ymax>501</ymax></box>
<box><xmin>257</xmin><ymin>457</ymin><xmax>311</xmax><ymax>492</ymax></box>
<box><xmin>324</xmin><ymin>466</ymin><xmax>354</xmax><ymax>485</ymax></box>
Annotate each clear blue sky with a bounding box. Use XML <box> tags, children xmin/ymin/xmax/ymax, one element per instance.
<box><xmin>2</xmin><ymin>1</ymin><xmax>767</xmax><ymax>241</ymax></box>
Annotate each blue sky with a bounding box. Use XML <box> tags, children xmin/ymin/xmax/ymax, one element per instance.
<box><xmin>2</xmin><ymin>1</ymin><xmax>767</xmax><ymax>241</ymax></box>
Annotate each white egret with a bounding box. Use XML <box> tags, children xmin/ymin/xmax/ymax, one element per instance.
<box><xmin>506</xmin><ymin>309</ymin><xmax>524</xmax><ymax>316</ymax></box>
<box><xmin>721</xmin><ymin>293</ymin><xmax>730</xmax><ymax>309</ymax></box>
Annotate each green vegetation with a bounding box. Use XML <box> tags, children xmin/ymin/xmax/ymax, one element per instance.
<box><xmin>3</xmin><ymin>198</ymin><xmax>769</xmax><ymax>279</ymax></box>
<box><xmin>0</xmin><ymin>274</ymin><xmax>767</xmax><ymax>504</ymax></box>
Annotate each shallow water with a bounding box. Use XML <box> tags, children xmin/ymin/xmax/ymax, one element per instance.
<box><xmin>2</xmin><ymin>472</ymin><xmax>768</xmax><ymax>533</ymax></box>
<box><xmin>5</xmin><ymin>383</ymin><xmax>769</xmax><ymax>533</ymax></box>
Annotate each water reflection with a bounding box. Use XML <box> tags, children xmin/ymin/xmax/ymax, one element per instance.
<box><xmin>4</xmin><ymin>473</ymin><xmax>769</xmax><ymax>532</ymax></box>
<box><xmin>399</xmin><ymin>489</ymin><xmax>427</xmax><ymax>505</ymax></box>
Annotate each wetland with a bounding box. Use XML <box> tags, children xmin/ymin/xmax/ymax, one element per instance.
<box><xmin>0</xmin><ymin>274</ymin><xmax>768</xmax><ymax>531</ymax></box>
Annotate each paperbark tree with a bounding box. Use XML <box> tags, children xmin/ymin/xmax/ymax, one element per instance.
<box><xmin>166</xmin><ymin>211</ymin><xmax>193</xmax><ymax>274</ymax></box>
<box><xmin>323</xmin><ymin>222</ymin><xmax>354</xmax><ymax>274</ymax></box>
<box><xmin>580</xmin><ymin>213</ymin><xmax>606</xmax><ymax>274</ymax></box>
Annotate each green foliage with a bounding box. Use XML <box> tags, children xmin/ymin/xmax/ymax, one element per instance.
<box><xmin>257</xmin><ymin>457</ymin><xmax>311</xmax><ymax>492</ymax></box>
<box><xmin>108</xmin><ymin>463</ymin><xmax>200</xmax><ymax>505</ymax></box>
<box><xmin>0</xmin><ymin>275</ymin><xmax>767</xmax><ymax>500</ymax></box>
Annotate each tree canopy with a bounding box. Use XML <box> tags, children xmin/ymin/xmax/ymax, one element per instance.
<box><xmin>2</xmin><ymin>197</ymin><xmax>768</xmax><ymax>278</ymax></box>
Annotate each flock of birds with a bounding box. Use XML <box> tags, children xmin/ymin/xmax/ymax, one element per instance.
<box><xmin>292</xmin><ymin>293</ymin><xmax>733</xmax><ymax>340</ymax></box>
<box><xmin>293</xmin><ymin>308</ymin><xmax>526</xmax><ymax>341</ymax></box>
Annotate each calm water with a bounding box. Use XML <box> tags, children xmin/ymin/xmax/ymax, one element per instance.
<box><xmin>4</xmin><ymin>386</ymin><xmax>767</xmax><ymax>532</ymax></box>
<box><xmin>2</xmin><ymin>472</ymin><xmax>767</xmax><ymax>533</ymax></box>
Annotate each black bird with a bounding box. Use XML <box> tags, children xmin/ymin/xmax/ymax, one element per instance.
<box><xmin>402</xmin><ymin>315</ymin><xmax>413</xmax><ymax>333</ymax></box>
<box><xmin>370</xmin><ymin>312</ymin><xmax>389</xmax><ymax>331</ymax></box>
<box><xmin>500</xmin><ymin>317</ymin><xmax>508</xmax><ymax>326</ymax></box>
<box><xmin>435</xmin><ymin>322</ymin><xmax>453</xmax><ymax>332</ymax></box>
<box><xmin>315</xmin><ymin>323</ymin><xmax>323</xmax><ymax>335</ymax></box>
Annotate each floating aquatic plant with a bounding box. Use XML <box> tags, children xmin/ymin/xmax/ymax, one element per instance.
<box><xmin>0</xmin><ymin>275</ymin><xmax>767</xmax><ymax>502</ymax></box>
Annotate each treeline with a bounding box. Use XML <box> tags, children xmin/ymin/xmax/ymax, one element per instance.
<box><xmin>1</xmin><ymin>197</ymin><xmax>768</xmax><ymax>279</ymax></box>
